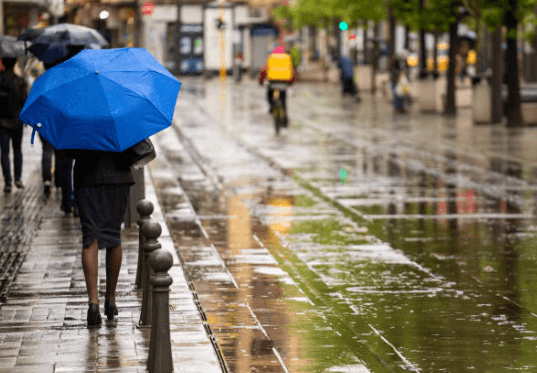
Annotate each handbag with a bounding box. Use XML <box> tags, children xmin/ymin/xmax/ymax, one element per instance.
<box><xmin>122</xmin><ymin>138</ymin><xmax>156</xmax><ymax>169</ymax></box>
<box><xmin>395</xmin><ymin>74</ymin><xmax>410</xmax><ymax>97</ymax></box>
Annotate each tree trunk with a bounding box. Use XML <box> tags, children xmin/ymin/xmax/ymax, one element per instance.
<box><xmin>333</xmin><ymin>17</ymin><xmax>341</xmax><ymax>62</ymax></box>
<box><xmin>505</xmin><ymin>0</ymin><xmax>524</xmax><ymax>127</ymax></box>
<box><xmin>405</xmin><ymin>25</ymin><xmax>410</xmax><ymax>51</ymax></box>
<box><xmin>445</xmin><ymin>20</ymin><xmax>458</xmax><ymax>115</ymax></box>
<box><xmin>389</xmin><ymin>2</ymin><xmax>396</xmax><ymax>62</ymax></box>
<box><xmin>419</xmin><ymin>0</ymin><xmax>427</xmax><ymax>78</ymax></box>
<box><xmin>404</xmin><ymin>24</ymin><xmax>409</xmax><ymax>50</ymax></box>
<box><xmin>372</xmin><ymin>21</ymin><xmax>379</xmax><ymax>94</ymax></box>
<box><xmin>480</xmin><ymin>25</ymin><xmax>489</xmax><ymax>74</ymax></box>
<box><xmin>363</xmin><ymin>19</ymin><xmax>369</xmax><ymax>65</ymax></box>
<box><xmin>433</xmin><ymin>30</ymin><xmax>438</xmax><ymax>76</ymax></box>
<box><xmin>474</xmin><ymin>15</ymin><xmax>482</xmax><ymax>75</ymax></box>
<box><xmin>491</xmin><ymin>27</ymin><xmax>503</xmax><ymax>123</ymax></box>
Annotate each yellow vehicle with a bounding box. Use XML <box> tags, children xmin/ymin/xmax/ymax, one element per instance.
<box><xmin>406</xmin><ymin>43</ymin><xmax>476</xmax><ymax>73</ymax></box>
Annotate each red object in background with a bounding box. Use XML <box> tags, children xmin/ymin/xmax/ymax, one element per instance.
<box><xmin>142</xmin><ymin>2</ymin><xmax>154</xmax><ymax>15</ymax></box>
<box><xmin>457</xmin><ymin>190</ymin><xmax>475</xmax><ymax>213</ymax></box>
<box><xmin>0</xmin><ymin>58</ymin><xmax>4</xmax><ymax>72</ymax></box>
<box><xmin>350</xmin><ymin>34</ymin><xmax>356</xmax><ymax>40</ymax></box>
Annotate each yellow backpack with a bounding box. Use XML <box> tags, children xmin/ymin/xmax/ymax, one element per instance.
<box><xmin>267</xmin><ymin>53</ymin><xmax>293</xmax><ymax>81</ymax></box>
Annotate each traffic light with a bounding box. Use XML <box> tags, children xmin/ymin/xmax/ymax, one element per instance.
<box><xmin>339</xmin><ymin>21</ymin><xmax>348</xmax><ymax>31</ymax></box>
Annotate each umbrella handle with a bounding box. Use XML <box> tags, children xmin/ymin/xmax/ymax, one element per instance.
<box><xmin>30</xmin><ymin>127</ymin><xmax>36</xmax><ymax>147</ymax></box>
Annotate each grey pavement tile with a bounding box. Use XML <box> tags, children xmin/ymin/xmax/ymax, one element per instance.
<box><xmin>3</xmin><ymin>297</ymin><xmax>69</xmax><ymax>306</ymax></box>
<box><xmin>22</xmin><ymin>330</ymin><xmax>43</xmax><ymax>341</ymax></box>
<box><xmin>0</xmin><ymin>357</ymin><xmax>17</xmax><ymax>368</ymax></box>
<box><xmin>0</xmin><ymin>348</ymin><xmax>18</xmax><ymax>357</ymax></box>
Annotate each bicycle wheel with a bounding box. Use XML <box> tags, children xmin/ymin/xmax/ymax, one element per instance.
<box><xmin>273</xmin><ymin>102</ymin><xmax>282</xmax><ymax>135</ymax></box>
<box><xmin>272</xmin><ymin>91</ymin><xmax>283</xmax><ymax>135</ymax></box>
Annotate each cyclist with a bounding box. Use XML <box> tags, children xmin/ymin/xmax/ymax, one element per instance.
<box><xmin>259</xmin><ymin>46</ymin><xmax>296</xmax><ymax>126</ymax></box>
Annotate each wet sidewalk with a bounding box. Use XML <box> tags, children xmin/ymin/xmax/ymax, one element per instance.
<box><xmin>170</xmin><ymin>76</ymin><xmax>537</xmax><ymax>372</ymax></box>
<box><xmin>0</xmin><ymin>130</ymin><xmax>223</xmax><ymax>372</ymax></box>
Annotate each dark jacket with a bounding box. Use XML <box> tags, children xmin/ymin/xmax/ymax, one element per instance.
<box><xmin>67</xmin><ymin>150</ymin><xmax>134</xmax><ymax>190</ymax></box>
<box><xmin>0</xmin><ymin>71</ymin><xmax>28</xmax><ymax>129</ymax></box>
<box><xmin>337</xmin><ymin>56</ymin><xmax>354</xmax><ymax>81</ymax></box>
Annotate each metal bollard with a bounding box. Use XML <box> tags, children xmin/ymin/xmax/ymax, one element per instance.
<box><xmin>139</xmin><ymin>220</ymin><xmax>162</xmax><ymax>327</ymax></box>
<box><xmin>135</xmin><ymin>200</ymin><xmax>154</xmax><ymax>289</ymax></box>
<box><xmin>147</xmin><ymin>247</ymin><xmax>174</xmax><ymax>373</ymax></box>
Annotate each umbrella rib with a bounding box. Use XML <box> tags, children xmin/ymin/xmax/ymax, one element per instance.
<box><xmin>36</xmin><ymin>73</ymin><xmax>93</xmax><ymax>97</ymax></box>
<box><xmin>95</xmin><ymin>75</ymin><xmax>120</xmax><ymax>150</ymax></box>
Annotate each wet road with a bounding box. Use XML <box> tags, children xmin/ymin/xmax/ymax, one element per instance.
<box><xmin>157</xmin><ymin>77</ymin><xmax>537</xmax><ymax>372</ymax></box>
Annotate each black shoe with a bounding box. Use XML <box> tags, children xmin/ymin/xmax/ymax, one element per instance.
<box><xmin>14</xmin><ymin>180</ymin><xmax>24</xmax><ymax>189</ymax></box>
<box><xmin>104</xmin><ymin>299</ymin><xmax>118</xmax><ymax>321</ymax></box>
<box><xmin>44</xmin><ymin>181</ymin><xmax>51</xmax><ymax>196</ymax></box>
<box><xmin>4</xmin><ymin>185</ymin><xmax>12</xmax><ymax>193</ymax></box>
<box><xmin>87</xmin><ymin>303</ymin><xmax>102</xmax><ymax>328</ymax></box>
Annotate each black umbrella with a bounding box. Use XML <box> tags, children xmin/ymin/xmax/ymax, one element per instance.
<box><xmin>28</xmin><ymin>41</ymin><xmax>71</xmax><ymax>64</ymax></box>
<box><xmin>18</xmin><ymin>27</ymin><xmax>45</xmax><ymax>42</ymax></box>
<box><xmin>23</xmin><ymin>23</ymin><xmax>108</xmax><ymax>47</ymax></box>
<box><xmin>0</xmin><ymin>35</ymin><xmax>28</xmax><ymax>58</ymax></box>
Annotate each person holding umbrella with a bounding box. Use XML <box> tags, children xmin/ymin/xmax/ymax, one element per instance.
<box><xmin>20</xmin><ymin>48</ymin><xmax>181</xmax><ymax>327</ymax></box>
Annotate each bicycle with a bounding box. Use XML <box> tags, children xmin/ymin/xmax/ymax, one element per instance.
<box><xmin>269</xmin><ymin>81</ymin><xmax>288</xmax><ymax>135</ymax></box>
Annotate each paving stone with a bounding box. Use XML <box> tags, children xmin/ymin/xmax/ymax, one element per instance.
<box><xmin>0</xmin><ymin>130</ymin><xmax>223</xmax><ymax>372</ymax></box>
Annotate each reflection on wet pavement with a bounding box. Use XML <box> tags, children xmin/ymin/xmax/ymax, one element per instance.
<box><xmin>160</xmin><ymin>77</ymin><xmax>537</xmax><ymax>372</ymax></box>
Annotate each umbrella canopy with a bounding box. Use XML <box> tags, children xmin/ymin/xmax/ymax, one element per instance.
<box><xmin>0</xmin><ymin>35</ymin><xmax>28</xmax><ymax>57</ymax></box>
<box><xmin>28</xmin><ymin>41</ymin><xmax>70</xmax><ymax>64</ymax></box>
<box><xmin>19</xmin><ymin>48</ymin><xmax>181</xmax><ymax>152</ymax></box>
<box><xmin>19</xmin><ymin>27</ymin><xmax>46</xmax><ymax>42</ymax></box>
<box><xmin>26</xmin><ymin>23</ymin><xmax>108</xmax><ymax>47</ymax></box>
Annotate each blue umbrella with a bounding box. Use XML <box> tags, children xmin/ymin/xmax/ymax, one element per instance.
<box><xmin>19</xmin><ymin>48</ymin><xmax>181</xmax><ymax>152</ymax></box>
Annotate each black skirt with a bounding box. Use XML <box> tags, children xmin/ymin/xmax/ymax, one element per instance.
<box><xmin>75</xmin><ymin>184</ymin><xmax>130</xmax><ymax>250</ymax></box>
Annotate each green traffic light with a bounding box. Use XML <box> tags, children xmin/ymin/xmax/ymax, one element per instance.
<box><xmin>339</xmin><ymin>21</ymin><xmax>348</xmax><ymax>31</ymax></box>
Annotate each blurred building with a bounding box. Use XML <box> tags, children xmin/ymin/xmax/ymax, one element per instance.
<box><xmin>1</xmin><ymin>0</ymin><xmax>62</xmax><ymax>36</ymax></box>
<box><xmin>1</xmin><ymin>0</ymin><xmax>283</xmax><ymax>75</ymax></box>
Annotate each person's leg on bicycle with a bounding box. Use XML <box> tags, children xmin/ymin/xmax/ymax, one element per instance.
<box><xmin>281</xmin><ymin>89</ymin><xmax>288</xmax><ymax>126</ymax></box>
<box><xmin>267</xmin><ymin>86</ymin><xmax>274</xmax><ymax>113</ymax></box>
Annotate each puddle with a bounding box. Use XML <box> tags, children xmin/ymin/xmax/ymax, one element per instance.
<box><xmin>168</xmin><ymin>79</ymin><xmax>537</xmax><ymax>372</ymax></box>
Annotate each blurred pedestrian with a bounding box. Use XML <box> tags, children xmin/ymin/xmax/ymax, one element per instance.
<box><xmin>0</xmin><ymin>57</ymin><xmax>28</xmax><ymax>193</ymax></box>
<box><xmin>391</xmin><ymin>56</ymin><xmax>406</xmax><ymax>113</ymax></box>
<box><xmin>337</xmin><ymin>55</ymin><xmax>360</xmax><ymax>102</ymax></box>
<box><xmin>66</xmin><ymin>149</ymin><xmax>134</xmax><ymax>327</ymax></box>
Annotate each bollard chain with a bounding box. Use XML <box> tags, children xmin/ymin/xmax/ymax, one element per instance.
<box><xmin>139</xmin><ymin>219</ymin><xmax>161</xmax><ymax>327</ymax></box>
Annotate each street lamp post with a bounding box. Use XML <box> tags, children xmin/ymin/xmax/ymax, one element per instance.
<box><xmin>175</xmin><ymin>0</ymin><xmax>181</xmax><ymax>75</ymax></box>
<box><xmin>218</xmin><ymin>0</ymin><xmax>226</xmax><ymax>115</ymax></box>
<box><xmin>219</xmin><ymin>0</ymin><xmax>226</xmax><ymax>83</ymax></box>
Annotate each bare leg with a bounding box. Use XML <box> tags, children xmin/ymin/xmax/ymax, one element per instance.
<box><xmin>82</xmin><ymin>239</ymin><xmax>99</xmax><ymax>305</ymax></box>
<box><xmin>105</xmin><ymin>244</ymin><xmax>122</xmax><ymax>301</ymax></box>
